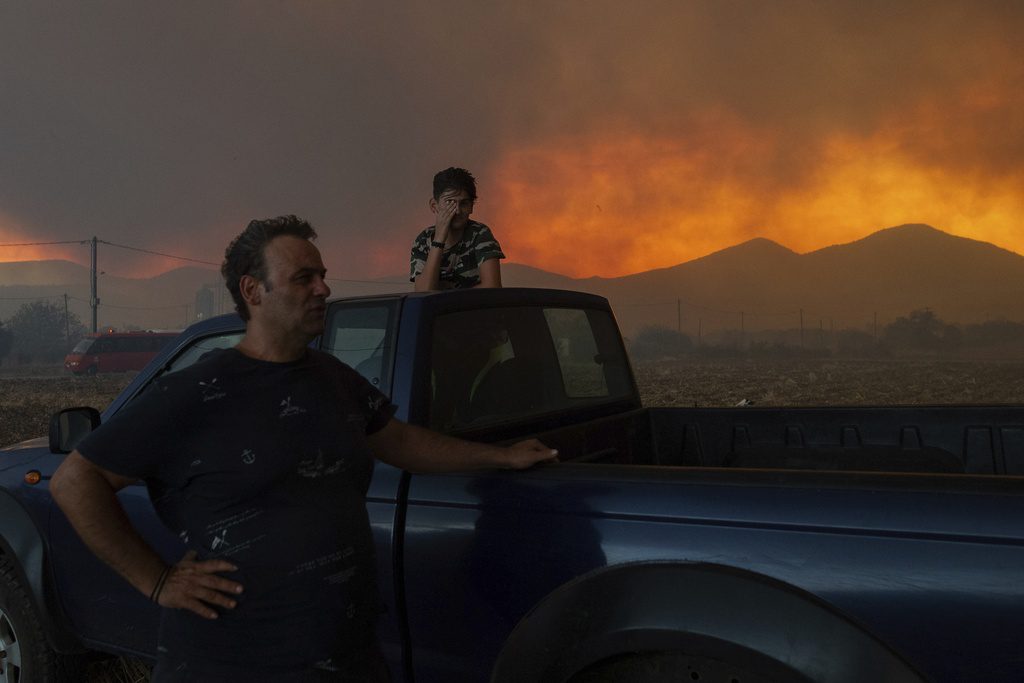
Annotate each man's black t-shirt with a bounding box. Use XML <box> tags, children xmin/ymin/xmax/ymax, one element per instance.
<box><xmin>77</xmin><ymin>347</ymin><xmax>396</xmax><ymax>680</ymax></box>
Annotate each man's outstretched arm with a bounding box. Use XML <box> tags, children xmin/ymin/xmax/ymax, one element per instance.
<box><xmin>367</xmin><ymin>419</ymin><xmax>557</xmax><ymax>473</ymax></box>
<box><xmin>50</xmin><ymin>451</ymin><xmax>243</xmax><ymax>619</ymax></box>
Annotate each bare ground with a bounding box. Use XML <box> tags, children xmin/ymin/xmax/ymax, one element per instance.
<box><xmin>4</xmin><ymin>358</ymin><xmax>1023</xmax><ymax>448</ymax></box>
<box><xmin>632</xmin><ymin>357</ymin><xmax>1024</xmax><ymax>407</ymax></box>
<box><xmin>0</xmin><ymin>374</ymin><xmax>133</xmax><ymax>447</ymax></box>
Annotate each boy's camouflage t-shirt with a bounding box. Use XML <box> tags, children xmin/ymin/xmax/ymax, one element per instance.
<box><xmin>409</xmin><ymin>221</ymin><xmax>505</xmax><ymax>289</ymax></box>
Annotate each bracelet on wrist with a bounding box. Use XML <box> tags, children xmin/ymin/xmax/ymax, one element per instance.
<box><xmin>150</xmin><ymin>565</ymin><xmax>171</xmax><ymax>603</ymax></box>
<box><xmin>430</xmin><ymin>240</ymin><xmax>446</xmax><ymax>250</ymax></box>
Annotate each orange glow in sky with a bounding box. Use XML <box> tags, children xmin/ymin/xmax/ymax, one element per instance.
<box><xmin>0</xmin><ymin>219</ymin><xmax>73</xmax><ymax>263</ymax></box>
<box><xmin>487</xmin><ymin>91</ymin><xmax>1024</xmax><ymax>278</ymax></box>
<box><xmin>3</xmin><ymin>3</ymin><xmax>1023</xmax><ymax>284</ymax></box>
<box><xmin>0</xmin><ymin>219</ymin><xmax>213</xmax><ymax>278</ymax></box>
<box><xmin>0</xmin><ymin>243</ymin><xmax>54</xmax><ymax>263</ymax></box>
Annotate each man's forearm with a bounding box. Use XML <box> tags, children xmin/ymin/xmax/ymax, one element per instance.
<box><xmin>51</xmin><ymin>453</ymin><xmax>166</xmax><ymax>598</ymax></box>
<box><xmin>52</xmin><ymin>452</ymin><xmax>245</xmax><ymax>618</ymax></box>
<box><xmin>368</xmin><ymin>419</ymin><xmax>556</xmax><ymax>472</ymax></box>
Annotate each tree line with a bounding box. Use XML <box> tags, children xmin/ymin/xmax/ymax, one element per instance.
<box><xmin>629</xmin><ymin>308</ymin><xmax>1024</xmax><ymax>360</ymax></box>
<box><xmin>0</xmin><ymin>300</ymin><xmax>86</xmax><ymax>365</ymax></box>
<box><xmin>3</xmin><ymin>301</ymin><xmax>1021</xmax><ymax>367</ymax></box>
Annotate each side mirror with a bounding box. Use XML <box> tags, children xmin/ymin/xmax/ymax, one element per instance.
<box><xmin>49</xmin><ymin>407</ymin><xmax>101</xmax><ymax>454</ymax></box>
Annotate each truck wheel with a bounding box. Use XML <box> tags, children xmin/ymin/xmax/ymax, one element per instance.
<box><xmin>0</xmin><ymin>555</ymin><xmax>65</xmax><ymax>682</ymax></box>
<box><xmin>568</xmin><ymin>651</ymin><xmax>791</xmax><ymax>683</ymax></box>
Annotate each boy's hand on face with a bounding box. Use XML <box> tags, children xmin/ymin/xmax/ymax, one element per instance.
<box><xmin>433</xmin><ymin>191</ymin><xmax>460</xmax><ymax>241</ymax></box>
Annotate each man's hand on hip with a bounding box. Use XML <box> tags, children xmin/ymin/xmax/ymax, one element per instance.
<box><xmin>158</xmin><ymin>550</ymin><xmax>244</xmax><ymax>619</ymax></box>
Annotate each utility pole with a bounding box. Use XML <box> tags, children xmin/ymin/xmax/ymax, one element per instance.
<box><xmin>89</xmin><ymin>236</ymin><xmax>99</xmax><ymax>333</ymax></box>
<box><xmin>64</xmin><ymin>293</ymin><xmax>70</xmax><ymax>344</ymax></box>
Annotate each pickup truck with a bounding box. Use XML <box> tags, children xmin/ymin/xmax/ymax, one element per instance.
<box><xmin>1</xmin><ymin>287</ymin><xmax>1023</xmax><ymax>682</ymax></box>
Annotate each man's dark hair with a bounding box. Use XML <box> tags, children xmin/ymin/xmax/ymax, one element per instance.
<box><xmin>432</xmin><ymin>167</ymin><xmax>478</xmax><ymax>201</ymax></box>
<box><xmin>221</xmin><ymin>215</ymin><xmax>317</xmax><ymax>321</ymax></box>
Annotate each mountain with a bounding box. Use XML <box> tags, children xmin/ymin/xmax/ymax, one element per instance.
<box><xmin>2</xmin><ymin>224</ymin><xmax>1022</xmax><ymax>336</ymax></box>
<box><xmin>493</xmin><ymin>225</ymin><xmax>1024</xmax><ymax>337</ymax></box>
<box><xmin>0</xmin><ymin>259</ymin><xmax>94</xmax><ymax>287</ymax></box>
<box><xmin>799</xmin><ymin>224</ymin><xmax>1024</xmax><ymax>322</ymax></box>
<box><xmin>502</xmin><ymin>263</ymin><xmax>576</xmax><ymax>289</ymax></box>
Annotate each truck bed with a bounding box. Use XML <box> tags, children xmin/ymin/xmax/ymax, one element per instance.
<box><xmin>514</xmin><ymin>404</ymin><xmax>1024</xmax><ymax>475</ymax></box>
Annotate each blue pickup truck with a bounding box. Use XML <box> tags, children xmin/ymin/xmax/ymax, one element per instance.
<box><xmin>2</xmin><ymin>287</ymin><xmax>1023</xmax><ymax>682</ymax></box>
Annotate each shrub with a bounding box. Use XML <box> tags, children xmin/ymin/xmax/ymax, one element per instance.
<box><xmin>630</xmin><ymin>325</ymin><xmax>693</xmax><ymax>360</ymax></box>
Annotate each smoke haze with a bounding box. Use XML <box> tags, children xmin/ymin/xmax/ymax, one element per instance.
<box><xmin>1</xmin><ymin>1</ymin><xmax>1022</xmax><ymax>278</ymax></box>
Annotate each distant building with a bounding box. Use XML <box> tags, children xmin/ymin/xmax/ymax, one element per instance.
<box><xmin>195</xmin><ymin>285</ymin><xmax>216</xmax><ymax>320</ymax></box>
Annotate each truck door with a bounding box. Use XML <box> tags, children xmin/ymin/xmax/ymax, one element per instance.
<box><xmin>320</xmin><ymin>298</ymin><xmax>407</xmax><ymax>672</ymax></box>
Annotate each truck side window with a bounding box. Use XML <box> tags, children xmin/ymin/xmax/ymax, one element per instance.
<box><xmin>322</xmin><ymin>301</ymin><xmax>398</xmax><ymax>390</ymax></box>
<box><xmin>163</xmin><ymin>332</ymin><xmax>245</xmax><ymax>374</ymax></box>
<box><xmin>544</xmin><ymin>308</ymin><xmax>609</xmax><ymax>398</ymax></box>
<box><xmin>430</xmin><ymin>306</ymin><xmax>634</xmax><ymax>431</ymax></box>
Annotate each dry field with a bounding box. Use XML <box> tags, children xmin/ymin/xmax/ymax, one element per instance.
<box><xmin>4</xmin><ymin>358</ymin><xmax>1024</xmax><ymax>447</ymax></box>
<box><xmin>1</xmin><ymin>373</ymin><xmax>133</xmax><ymax>447</ymax></box>
<box><xmin>633</xmin><ymin>357</ymin><xmax>1024</xmax><ymax>408</ymax></box>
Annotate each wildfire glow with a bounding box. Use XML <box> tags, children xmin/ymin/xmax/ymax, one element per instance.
<box><xmin>0</xmin><ymin>217</ymin><xmax>76</xmax><ymax>263</ymax></box>
<box><xmin>0</xmin><ymin>216</ymin><xmax>217</xmax><ymax>278</ymax></box>
<box><xmin>0</xmin><ymin>242</ymin><xmax>54</xmax><ymax>263</ymax></box>
<box><xmin>487</xmin><ymin>91</ymin><xmax>1024</xmax><ymax>278</ymax></box>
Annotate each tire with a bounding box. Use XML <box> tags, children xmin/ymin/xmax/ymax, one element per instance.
<box><xmin>568</xmin><ymin>651</ymin><xmax>798</xmax><ymax>683</ymax></box>
<box><xmin>0</xmin><ymin>554</ymin><xmax>72</xmax><ymax>682</ymax></box>
<box><xmin>85</xmin><ymin>365</ymin><xmax>98</xmax><ymax>376</ymax></box>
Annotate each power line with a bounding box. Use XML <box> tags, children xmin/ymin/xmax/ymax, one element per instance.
<box><xmin>0</xmin><ymin>236</ymin><xmax>217</xmax><ymax>266</ymax></box>
<box><xmin>0</xmin><ymin>295</ymin><xmax>187</xmax><ymax>323</ymax></box>
<box><xmin>102</xmin><ymin>242</ymin><xmax>410</xmax><ymax>284</ymax></box>
<box><xmin>4</xmin><ymin>236</ymin><xmax>411</xmax><ymax>285</ymax></box>
<box><xmin>100</xmin><ymin>240</ymin><xmax>221</xmax><ymax>267</ymax></box>
<box><xmin>0</xmin><ymin>294</ymin><xmax>66</xmax><ymax>301</ymax></box>
<box><xmin>326</xmin><ymin>277</ymin><xmax>410</xmax><ymax>286</ymax></box>
<box><xmin>64</xmin><ymin>295</ymin><xmax>189</xmax><ymax>311</ymax></box>
<box><xmin>0</xmin><ymin>240</ymin><xmax>84</xmax><ymax>247</ymax></box>
<box><xmin>616</xmin><ymin>298</ymin><xmax>748</xmax><ymax>316</ymax></box>
<box><xmin>94</xmin><ymin>301</ymin><xmax>189</xmax><ymax>311</ymax></box>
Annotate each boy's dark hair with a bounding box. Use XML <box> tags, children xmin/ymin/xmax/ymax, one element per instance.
<box><xmin>432</xmin><ymin>167</ymin><xmax>478</xmax><ymax>201</ymax></box>
<box><xmin>221</xmin><ymin>215</ymin><xmax>317</xmax><ymax>321</ymax></box>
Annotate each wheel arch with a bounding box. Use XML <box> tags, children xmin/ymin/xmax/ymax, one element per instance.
<box><xmin>0</xmin><ymin>489</ymin><xmax>84</xmax><ymax>653</ymax></box>
<box><xmin>491</xmin><ymin>561</ymin><xmax>925</xmax><ymax>683</ymax></box>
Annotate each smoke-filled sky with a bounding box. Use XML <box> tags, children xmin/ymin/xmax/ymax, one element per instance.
<box><xmin>2</xmin><ymin>1</ymin><xmax>1022</xmax><ymax>279</ymax></box>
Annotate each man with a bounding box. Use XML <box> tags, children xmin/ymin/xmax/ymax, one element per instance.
<box><xmin>410</xmin><ymin>167</ymin><xmax>504</xmax><ymax>291</ymax></box>
<box><xmin>50</xmin><ymin>216</ymin><xmax>555</xmax><ymax>682</ymax></box>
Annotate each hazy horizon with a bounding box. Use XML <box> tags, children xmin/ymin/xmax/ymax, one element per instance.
<box><xmin>2</xmin><ymin>222</ymin><xmax>1021</xmax><ymax>283</ymax></box>
<box><xmin>5</xmin><ymin>223</ymin><xmax>1024</xmax><ymax>337</ymax></box>
<box><xmin>2</xmin><ymin>2</ymin><xmax>1023</xmax><ymax>280</ymax></box>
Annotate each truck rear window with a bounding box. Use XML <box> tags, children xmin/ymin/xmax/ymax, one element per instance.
<box><xmin>429</xmin><ymin>306</ymin><xmax>633</xmax><ymax>430</ymax></box>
